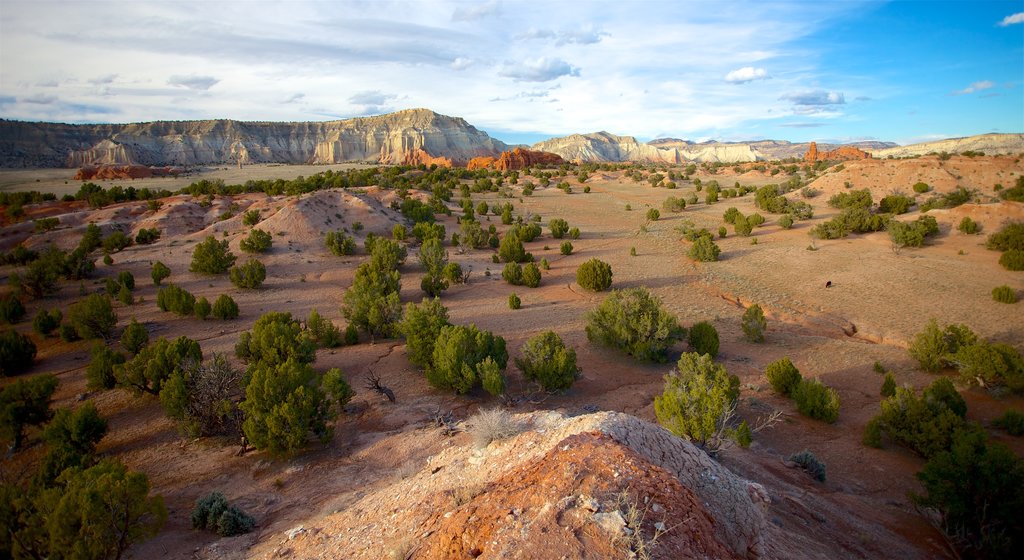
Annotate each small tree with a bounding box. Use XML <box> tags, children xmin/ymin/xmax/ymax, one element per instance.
<box><xmin>194</xmin><ymin>296</ymin><xmax>211</xmax><ymax>320</ymax></box>
<box><xmin>234</xmin><ymin>312</ymin><xmax>315</xmax><ymax>370</ymax></box>
<box><xmin>765</xmin><ymin>357</ymin><xmax>802</xmax><ymax>396</ymax></box>
<box><xmin>398</xmin><ymin>298</ymin><xmax>450</xmax><ymax>370</ymax></box>
<box><xmin>427</xmin><ymin>324</ymin><xmax>508</xmax><ymax>394</ymax></box>
<box><xmin>325</xmin><ymin>231</ymin><xmax>356</xmax><ymax>256</ymax></box>
<box><xmin>0</xmin><ymin>374</ymin><xmax>57</xmax><ymax>450</ymax></box>
<box><xmin>498</xmin><ymin>232</ymin><xmax>527</xmax><ymax>263</ymax></box>
<box><xmin>515</xmin><ymin>331</ymin><xmax>580</xmax><ymax>392</ymax></box>
<box><xmin>741</xmin><ymin>304</ymin><xmax>767</xmax><ymax>342</ymax></box>
<box><xmin>239</xmin><ymin>228</ymin><xmax>273</xmax><ymax>253</ymax></box>
<box><xmin>86</xmin><ymin>343</ymin><xmax>125</xmax><ymax>390</ymax></box>
<box><xmin>502</xmin><ymin>262</ymin><xmax>523</xmax><ymax>285</ymax></box>
<box><xmin>240</xmin><ymin>357</ymin><xmax>334</xmax><ymax>456</ymax></box>
<box><xmin>688</xmin><ymin>321</ymin><xmax>719</xmax><ymax>357</ymax></box>
<box><xmin>560</xmin><ymin>241</ymin><xmax>573</xmax><ymax>255</ymax></box>
<box><xmin>508</xmin><ymin>293</ymin><xmax>521</xmax><ymax>309</ymax></box>
<box><xmin>575</xmin><ymin>258</ymin><xmax>612</xmax><ymax>292</ymax></box>
<box><xmin>522</xmin><ymin>262</ymin><xmax>541</xmax><ymax>288</ymax></box>
<box><xmin>230</xmin><ymin>258</ymin><xmax>267</xmax><ymax>289</ymax></box>
<box><xmin>151</xmin><ymin>261</ymin><xmax>171</xmax><ymax>285</ymax></box>
<box><xmin>0</xmin><ymin>328</ymin><xmax>37</xmax><ymax>375</ymax></box>
<box><xmin>549</xmin><ymin>218</ymin><xmax>569</xmax><ymax>238</ymax></box>
<box><xmin>190</xmin><ymin>236</ymin><xmax>236</xmax><ymax>274</ymax></box>
<box><xmin>880</xmin><ymin>372</ymin><xmax>897</xmax><ymax>397</ymax></box>
<box><xmin>42</xmin><ymin>401</ymin><xmax>108</xmax><ymax>458</ymax></box>
<box><xmin>156</xmin><ymin>284</ymin><xmax>195</xmax><ymax>316</ymax></box>
<box><xmin>585</xmin><ymin>288</ymin><xmax>683</xmax><ymax>362</ymax></box>
<box><xmin>159</xmin><ymin>353</ymin><xmax>243</xmax><ymax>438</ymax></box>
<box><xmin>646</xmin><ymin>208</ymin><xmax>660</xmax><ymax>222</ymax></box>
<box><xmin>418</xmin><ymin>238</ymin><xmax>449</xmax><ymax>297</ymax></box>
<box><xmin>307</xmin><ymin>309</ymin><xmax>342</xmax><ymax>348</ymax></box>
<box><xmin>323</xmin><ymin>368</ymin><xmax>355</xmax><ymax>410</ymax></box>
<box><xmin>791</xmin><ymin>378</ymin><xmax>841</xmax><ymax>423</ymax></box>
<box><xmin>32</xmin><ymin>308</ymin><xmax>62</xmax><ymax>337</ymax></box>
<box><xmin>212</xmin><ymin>294</ymin><xmax>239</xmax><ymax>320</ymax></box>
<box><xmin>689</xmin><ymin>235</ymin><xmax>721</xmax><ymax>262</ymax></box>
<box><xmin>654</xmin><ymin>352</ymin><xmax>740</xmax><ymax>450</ymax></box>
<box><xmin>191</xmin><ymin>492</ymin><xmax>255</xmax><ymax>537</ymax></box>
<box><xmin>67</xmin><ymin>294</ymin><xmax>117</xmax><ymax>340</ymax></box>
<box><xmin>116</xmin><ymin>336</ymin><xmax>202</xmax><ymax>396</ymax></box>
<box><xmin>242</xmin><ymin>209</ymin><xmax>261</xmax><ymax>226</ymax></box>
<box><xmin>341</xmin><ymin>261</ymin><xmax>402</xmax><ymax>338</ymax></box>
<box><xmin>0</xmin><ymin>293</ymin><xmax>25</xmax><ymax>324</ymax></box>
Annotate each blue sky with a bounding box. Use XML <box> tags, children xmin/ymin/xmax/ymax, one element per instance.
<box><xmin>0</xmin><ymin>0</ymin><xmax>1021</xmax><ymax>146</ymax></box>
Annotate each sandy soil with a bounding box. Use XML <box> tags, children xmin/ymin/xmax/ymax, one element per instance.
<box><xmin>2</xmin><ymin>154</ymin><xmax>1022</xmax><ymax>559</ymax></box>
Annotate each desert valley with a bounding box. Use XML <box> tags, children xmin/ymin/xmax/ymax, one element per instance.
<box><xmin>0</xmin><ymin>107</ymin><xmax>1022</xmax><ymax>560</ymax></box>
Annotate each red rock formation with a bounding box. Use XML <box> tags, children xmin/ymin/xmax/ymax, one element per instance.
<box><xmin>803</xmin><ymin>142</ymin><xmax>871</xmax><ymax>163</ymax></box>
<box><xmin>74</xmin><ymin>165</ymin><xmax>183</xmax><ymax>180</ymax></box>
<box><xmin>466</xmin><ymin>156</ymin><xmax>497</xmax><ymax>170</ymax></box>
<box><xmin>401</xmin><ymin>149</ymin><xmax>453</xmax><ymax>168</ymax></box>
<box><xmin>467</xmin><ymin>148</ymin><xmax>565</xmax><ymax>170</ymax></box>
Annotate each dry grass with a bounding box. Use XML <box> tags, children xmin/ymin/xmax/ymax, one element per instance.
<box><xmin>467</xmin><ymin>408</ymin><xmax>522</xmax><ymax>449</ymax></box>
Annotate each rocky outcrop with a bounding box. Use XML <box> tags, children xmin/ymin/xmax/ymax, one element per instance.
<box><xmin>804</xmin><ymin>141</ymin><xmax>871</xmax><ymax>162</ymax></box>
<box><xmin>650</xmin><ymin>138</ymin><xmax>896</xmax><ymax>162</ymax></box>
<box><xmin>869</xmin><ymin>133</ymin><xmax>1024</xmax><ymax>159</ymax></box>
<box><xmin>74</xmin><ymin>165</ymin><xmax>184</xmax><ymax>180</ymax></box>
<box><xmin>467</xmin><ymin>147</ymin><xmax>565</xmax><ymax>170</ymax></box>
<box><xmin>0</xmin><ymin>109</ymin><xmax>507</xmax><ymax>168</ymax></box>
<box><xmin>533</xmin><ymin>131</ymin><xmax>684</xmax><ymax>163</ymax></box>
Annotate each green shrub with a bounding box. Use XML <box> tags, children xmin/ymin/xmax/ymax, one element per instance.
<box><xmin>498</xmin><ymin>231</ymin><xmax>527</xmax><ymax>263</ymax></box>
<box><xmin>688</xmin><ymin>234</ymin><xmax>720</xmax><ymax>262</ymax></box>
<box><xmin>193</xmin><ymin>296</ymin><xmax>211</xmax><ymax>320</ymax></box>
<box><xmin>502</xmin><ymin>262</ymin><xmax>523</xmax><ymax>285</ymax></box>
<box><xmin>117</xmin><ymin>336</ymin><xmax>202</xmax><ymax>395</ymax></box>
<box><xmin>325</xmin><ymin>231</ymin><xmax>356</xmax><ymax>255</ymax></box>
<box><xmin>791</xmin><ymin>378</ymin><xmax>840</xmax><ymax>423</ymax></box>
<box><xmin>120</xmin><ymin>318</ymin><xmax>149</xmax><ymax>355</ymax></box>
<box><xmin>908</xmin><ymin>319</ymin><xmax>977</xmax><ymax>372</ymax></box>
<box><xmin>306</xmin><ymin>309</ymin><xmax>341</xmax><ymax>348</ymax></box>
<box><xmin>560</xmin><ymin>241</ymin><xmax>573</xmax><ymax>255</ymax></box>
<box><xmin>241</xmin><ymin>358</ymin><xmax>333</xmax><ymax>456</ymax></box>
<box><xmin>687</xmin><ymin>321</ymin><xmax>719</xmax><ymax>358</ymax></box>
<box><xmin>151</xmin><ymin>261</ymin><xmax>170</xmax><ymax>285</ymax></box>
<box><xmin>135</xmin><ymin>228</ymin><xmax>161</xmax><ymax>244</ymax></box>
<box><xmin>101</xmin><ymin>231</ymin><xmax>132</xmax><ymax>253</ymax></box>
<box><xmin>999</xmin><ymin>249</ymin><xmax>1024</xmax><ymax>271</ymax></box>
<box><xmin>242</xmin><ymin>209</ymin><xmax>261</xmax><ymax>226</ymax></box>
<box><xmin>0</xmin><ymin>374</ymin><xmax>56</xmax><ymax>450</ymax></box>
<box><xmin>880</xmin><ymin>372</ymin><xmax>896</xmax><ymax>397</ymax></box>
<box><xmin>0</xmin><ymin>293</ymin><xmax>26</xmax><ymax>325</ymax></box>
<box><xmin>549</xmin><ymin>218</ymin><xmax>569</xmax><ymax>238</ymax></box>
<box><xmin>993</xmin><ymin>410</ymin><xmax>1024</xmax><ymax>436</ymax></box>
<box><xmin>913</xmin><ymin>428</ymin><xmax>1024</xmax><ymax>558</ymax></box>
<box><xmin>863</xmin><ymin>379</ymin><xmax>966</xmax><ymax>457</ymax></box>
<box><xmin>157</xmin><ymin>284</ymin><xmax>195</xmax><ymax>316</ymax></box>
<box><xmin>398</xmin><ymin>298</ymin><xmax>450</xmax><ymax>369</ymax></box>
<box><xmin>741</xmin><ymin>304</ymin><xmax>766</xmax><ymax>342</ymax></box>
<box><xmin>191</xmin><ymin>492</ymin><xmax>256</xmax><ymax>536</ymax></box>
<box><xmin>765</xmin><ymin>357</ymin><xmax>802</xmax><ymax>397</ymax></box>
<box><xmin>957</xmin><ymin>216</ymin><xmax>979</xmax><ymax>234</ymax></box>
<box><xmin>240</xmin><ymin>228</ymin><xmax>272</xmax><ymax>253</ymax></box>
<box><xmin>212</xmin><ymin>294</ymin><xmax>239</xmax><ymax>320</ymax></box>
<box><xmin>515</xmin><ymin>331</ymin><xmax>580</xmax><ymax>392</ymax></box>
<box><xmin>920</xmin><ymin>187</ymin><xmax>973</xmax><ymax>211</ymax></box>
<box><xmin>663</xmin><ymin>197</ymin><xmax>686</xmax><ymax>212</ymax></box>
<box><xmin>789</xmin><ymin>450</ymin><xmax>826</xmax><ymax>482</ymax></box>
<box><xmin>828</xmin><ymin>189</ymin><xmax>873</xmax><ymax>209</ymax></box>
<box><xmin>575</xmin><ymin>258</ymin><xmax>612</xmax><ymax>291</ymax></box>
<box><xmin>230</xmin><ymin>258</ymin><xmax>266</xmax><ymax>289</ymax></box>
<box><xmin>778</xmin><ymin>215</ymin><xmax>794</xmax><ymax>229</ymax></box>
<box><xmin>67</xmin><ymin>294</ymin><xmax>117</xmax><ymax>340</ymax></box>
<box><xmin>654</xmin><ymin>352</ymin><xmax>739</xmax><ymax>449</ymax></box>
<box><xmin>508</xmin><ymin>293</ymin><xmax>521</xmax><ymax>310</ymax></box>
<box><xmin>190</xmin><ymin>236</ymin><xmax>236</xmax><ymax>274</ymax></box>
<box><xmin>426</xmin><ymin>324</ymin><xmax>507</xmax><ymax>394</ymax></box>
<box><xmin>32</xmin><ymin>308</ymin><xmax>62</xmax><ymax>337</ymax></box>
<box><xmin>522</xmin><ymin>262</ymin><xmax>541</xmax><ymax>288</ymax></box>
<box><xmin>878</xmin><ymin>194</ymin><xmax>913</xmax><ymax>214</ymax></box>
<box><xmin>646</xmin><ymin>208</ymin><xmax>660</xmax><ymax>221</ymax></box>
<box><xmin>951</xmin><ymin>342</ymin><xmax>1024</xmax><ymax>393</ymax></box>
<box><xmin>985</xmin><ymin>222</ymin><xmax>1024</xmax><ymax>251</ymax></box>
<box><xmin>585</xmin><ymin>287</ymin><xmax>682</xmax><ymax>362</ymax></box>
<box><xmin>992</xmin><ymin>285</ymin><xmax>1018</xmax><ymax>303</ymax></box>
<box><xmin>912</xmin><ymin>182</ymin><xmax>929</xmax><ymax>193</ymax></box>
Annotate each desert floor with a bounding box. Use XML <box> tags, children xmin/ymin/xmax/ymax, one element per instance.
<box><xmin>2</xmin><ymin>155</ymin><xmax>1022</xmax><ymax>559</ymax></box>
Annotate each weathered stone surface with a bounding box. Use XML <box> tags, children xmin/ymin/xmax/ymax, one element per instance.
<box><xmin>0</xmin><ymin>109</ymin><xmax>506</xmax><ymax>168</ymax></box>
<box><xmin>466</xmin><ymin>147</ymin><xmax>565</xmax><ymax>170</ymax></box>
<box><xmin>533</xmin><ymin>131</ymin><xmax>686</xmax><ymax>163</ymax></box>
<box><xmin>804</xmin><ymin>141</ymin><xmax>871</xmax><ymax>162</ymax></box>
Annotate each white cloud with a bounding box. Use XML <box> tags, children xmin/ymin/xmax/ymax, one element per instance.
<box><xmin>499</xmin><ymin>58</ymin><xmax>580</xmax><ymax>82</ymax></box>
<box><xmin>452</xmin><ymin>1</ymin><xmax>500</xmax><ymax>22</ymax></box>
<box><xmin>168</xmin><ymin>75</ymin><xmax>219</xmax><ymax>90</ymax></box>
<box><xmin>724</xmin><ymin>66</ymin><xmax>769</xmax><ymax>84</ymax></box>
<box><xmin>451</xmin><ymin>57</ymin><xmax>474</xmax><ymax>71</ymax></box>
<box><xmin>999</xmin><ymin>12</ymin><xmax>1024</xmax><ymax>26</ymax></box>
<box><xmin>952</xmin><ymin>80</ymin><xmax>995</xmax><ymax>95</ymax></box>
<box><xmin>780</xmin><ymin>90</ymin><xmax>845</xmax><ymax>106</ymax></box>
<box><xmin>282</xmin><ymin>93</ymin><xmax>304</xmax><ymax>104</ymax></box>
<box><xmin>517</xmin><ymin>27</ymin><xmax>608</xmax><ymax>45</ymax></box>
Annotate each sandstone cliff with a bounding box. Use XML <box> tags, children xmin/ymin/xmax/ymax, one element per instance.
<box><xmin>466</xmin><ymin>147</ymin><xmax>565</xmax><ymax>170</ymax></box>
<box><xmin>0</xmin><ymin>109</ymin><xmax>507</xmax><ymax>168</ymax></box>
<box><xmin>532</xmin><ymin>131</ymin><xmax>687</xmax><ymax>163</ymax></box>
<box><xmin>869</xmin><ymin>133</ymin><xmax>1024</xmax><ymax>158</ymax></box>
<box><xmin>650</xmin><ymin>138</ymin><xmax>895</xmax><ymax>162</ymax></box>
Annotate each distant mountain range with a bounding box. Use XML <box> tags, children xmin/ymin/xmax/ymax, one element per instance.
<box><xmin>0</xmin><ymin>108</ymin><xmax>1020</xmax><ymax>168</ymax></box>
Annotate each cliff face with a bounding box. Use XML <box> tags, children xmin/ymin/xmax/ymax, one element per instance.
<box><xmin>0</xmin><ymin>109</ymin><xmax>508</xmax><ymax>168</ymax></box>
<box><xmin>467</xmin><ymin>147</ymin><xmax>565</xmax><ymax>170</ymax></box>
<box><xmin>868</xmin><ymin>133</ymin><xmax>1024</xmax><ymax>158</ymax></box>
<box><xmin>804</xmin><ymin>141</ymin><xmax>872</xmax><ymax>162</ymax></box>
<box><xmin>532</xmin><ymin>131</ymin><xmax>685</xmax><ymax>163</ymax></box>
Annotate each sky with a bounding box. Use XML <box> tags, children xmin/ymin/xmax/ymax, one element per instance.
<box><xmin>0</xmin><ymin>0</ymin><xmax>1021</xmax><ymax>146</ymax></box>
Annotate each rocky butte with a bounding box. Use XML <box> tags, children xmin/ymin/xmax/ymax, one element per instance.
<box><xmin>803</xmin><ymin>141</ymin><xmax>872</xmax><ymax>163</ymax></box>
